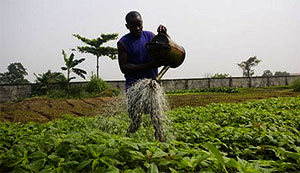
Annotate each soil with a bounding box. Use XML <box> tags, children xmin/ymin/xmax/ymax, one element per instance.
<box><xmin>0</xmin><ymin>88</ymin><xmax>299</xmax><ymax>123</ymax></box>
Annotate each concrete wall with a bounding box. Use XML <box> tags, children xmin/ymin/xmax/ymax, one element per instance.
<box><xmin>1</xmin><ymin>75</ymin><xmax>299</xmax><ymax>103</ymax></box>
<box><xmin>0</xmin><ymin>84</ymin><xmax>34</xmax><ymax>103</ymax></box>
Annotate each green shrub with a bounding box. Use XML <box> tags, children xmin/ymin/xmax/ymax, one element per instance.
<box><xmin>291</xmin><ymin>79</ymin><xmax>300</xmax><ymax>92</ymax></box>
<box><xmin>47</xmin><ymin>89</ymin><xmax>69</xmax><ymax>98</ymax></box>
<box><xmin>47</xmin><ymin>86</ymin><xmax>90</xmax><ymax>99</ymax></box>
<box><xmin>33</xmin><ymin>70</ymin><xmax>66</xmax><ymax>95</ymax></box>
<box><xmin>86</xmin><ymin>75</ymin><xmax>109</xmax><ymax>93</ymax></box>
<box><xmin>45</xmin><ymin>75</ymin><xmax>120</xmax><ymax>98</ymax></box>
<box><xmin>85</xmin><ymin>75</ymin><xmax>120</xmax><ymax>96</ymax></box>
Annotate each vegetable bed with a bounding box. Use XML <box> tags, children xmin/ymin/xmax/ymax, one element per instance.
<box><xmin>1</xmin><ymin>97</ymin><xmax>299</xmax><ymax>172</ymax></box>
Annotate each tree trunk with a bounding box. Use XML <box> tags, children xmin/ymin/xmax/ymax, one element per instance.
<box><xmin>67</xmin><ymin>69</ymin><xmax>70</xmax><ymax>88</ymax></box>
<box><xmin>96</xmin><ymin>56</ymin><xmax>99</xmax><ymax>78</ymax></box>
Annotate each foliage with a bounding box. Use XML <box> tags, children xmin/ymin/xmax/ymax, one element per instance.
<box><xmin>274</xmin><ymin>71</ymin><xmax>290</xmax><ymax>76</ymax></box>
<box><xmin>0</xmin><ymin>62</ymin><xmax>30</xmax><ymax>84</ymax></box>
<box><xmin>85</xmin><ymin>75</ymin><xmax>120</xmax><ymax>97</ymax></box>
<box><xmin>33</xmin><ymin>70</ymin><xmax>67</xmax><ymax>95</ymax></box>
<box><xmin>262</xmin><ymin>70</ymin><xmax>273</xmax><ymax>77</ymax></box>
<box><xmin>1</xmin><ymin>97</ymin><xmax>299</xmax><ymax>172</ymax></box>
<box><xmin>237</xmin><ymin>56</ymin><xmax>261</xmax><ymax>77</ymax></box>
<box><xmin>167</xmin><ymin>87</ymin><xmax>240</xmax><ymax>94</ymax></box>
<box><xmin>86</xmin><ymin>75</ymin><xmax>109</xmax><ymax>93</ymax></box>
<box><xmin>46</xmin><ymin>77</ymin><xmax>120</xmax><ymax>99</ymax></box>
<box><xmin>61</xmin><ymin>49</ymin><xmax>87</xmax><ymax>86</ymax></box>
<box><xmin>291</xmin><ymin>79</ymin><xmax>300</xmax><ymax>92</ymax></box>
<box><xmin>46</xmin><ymin>87</ymin><xmax>90</xmax><ymax>99</ymax></box>
<box><xmin>211</xmin><ymin>73</ymin><xmax>231</xmax><ymax>78</ymax></box>
<box><xmin>73</xmin><ymin>33</ymin><xmax>118</xmax><ymax>78</ymax></box>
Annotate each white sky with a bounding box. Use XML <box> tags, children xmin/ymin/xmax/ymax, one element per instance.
<box><xmin>1</xmin><ymin>0</ymin><xmax>300</xmax><ymax>82</ymax></box>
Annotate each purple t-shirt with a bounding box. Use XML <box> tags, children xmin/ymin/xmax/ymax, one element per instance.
<box><xmin>119</xmin><ymin>31</ymin><xmax>158</xmax><ymax>88</ymax></box>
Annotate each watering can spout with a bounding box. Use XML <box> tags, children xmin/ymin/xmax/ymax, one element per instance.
<box><xmin>156</xmin><ymin>65</ymin><xmax>170</xmax><ymax>81</ymax></box>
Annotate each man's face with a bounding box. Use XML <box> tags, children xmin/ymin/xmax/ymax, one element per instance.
<box><xmin>126</xmin><ymin>16</ymin><xmax>143</xmax><ymax>38</ymax></box>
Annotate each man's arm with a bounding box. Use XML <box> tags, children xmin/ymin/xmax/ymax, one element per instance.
<box><xmin>117</xmin><ymin>42</ymin><xmax>158</xmax><ymax>74</ymax></box>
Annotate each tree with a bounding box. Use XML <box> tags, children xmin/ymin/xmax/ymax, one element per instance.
<box><xmin>237</xmin><ymin>56</ymin><xmax>261</xmax><ymax>77</ymax></box>
<box><xmin>33</xmin><ymin>70</ymin><xmax>66</xmax><ymax>95</ymax></box>
<box><xmin>274</xmin><ymin>71</ymin><xmax>290</xmax><ymax>76</ymax></box>
<box><xmin>262</xmin><ymin>70</ymin><xmax>273</xmax><ymax>77</ymax></box>
<box><xmin>211</xmin><ymin>73</ymin><xmax>231</xmax><ymax>78</ymax></box>
<box><xmin>61</xmin><ymin>50</ymin><xmax>87</xmax><ymax>86</ymax></box>
<box><xmin>73</xmin><ymin>33</ymin><xmax>118</xmax><ymax>78</ymax></box>
<box><xmin>0</xmin><ymin>62</ymin><xmax>30</xmax><ymax>84</ymax></box>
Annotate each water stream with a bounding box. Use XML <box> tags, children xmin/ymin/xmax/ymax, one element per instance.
<box><xmin>126</xmin><ymin>78</ymin><xmax>169</xmax><ymax>141</ymax></box>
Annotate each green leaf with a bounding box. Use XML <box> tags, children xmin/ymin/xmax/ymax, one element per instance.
<box><xmin>68</xmin><ymin>77</ymin><xmax>76</xmax><ymax>82</ymax></box>
<box><xmin>48</xmin><ymin>153</ymin><xmax>63</xmax><ymax>163</ymax></box>
<box><xmin>62</xmin><ymin>49</ymin><xmax>68</xmax><ymax>64</ymax></box>
<box><xmin>68</xmin><ymin>53</ymin><xmax>75</xmax><ymax>67</ymax></box>
<box><xmin>169</xmin><ymin>167</ymin><xmax>177</xmax><ymax>173</ymax></box>
<box><xmin>92</xmin><ymin>159</ymin><xmax>99</xmax><ymax>170</ymax></box>
<box><xmin>76</xmin><ymin>159</ymin><xmax>93</xmax><ymax>171</ymax></box>
<box><xmin>88</xmin><ymin>145</ymin><xmax>98</xmax><ymax>158</ymax></box>
<box><xmin>205</xmin><ymin>143</ymin><xmax>225</xmax><ymax>165</ymax></box>
<box><xmin>26</xmin><ymin>159</ymin><xmax>46</xmax><ymax>171</ymax></box>
<box><xmin>103</xmin><ymin>148</ymin><xmax>119</xmax><ymax>156</ymax></box>
<box><xmin>147</xmin><ymin>162</ymin><xmax>159</xmax><ymax>173</ymax></box>
<box><xmin>129</xmin><ymin>151</ymin><xmax>145</xmax><ymax>160</ymax></box>
<box><xmin>123</xmin><ymin>140</ymin><xmax>139</xmax><ymax>150</ymax></box>
<box><xmin>152</xmin><ymin>149</ymin><xmax>168</xmax><ymax>158</ymax></box>
<box><xmin>106</xmin><ymin>166</ymin><xmax>120</xmax><ymax>173</ymax></box>
<box><xmin>61</xmin><ymin>161</ymin><xmax>78</xmax><ymax>167</ymax></box>
<box><xmin>29</xmin><ymin>150</ymin><xmax>47</xmax><ymax>159</ymax></box>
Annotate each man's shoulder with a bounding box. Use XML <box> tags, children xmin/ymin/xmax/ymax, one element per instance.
<box><xmin>119</xmin><ymin>33</ymin><xmax>130</xmax><ymax>42</ymax></box>
<box><xmin>143</xmin><ymin>31</ymin><xmax>155</xmax><ymax>37</ymax></box>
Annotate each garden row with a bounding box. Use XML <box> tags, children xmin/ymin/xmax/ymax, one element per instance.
<box><xmin>0</xmin><ymin>96</ymin><xmax>300</xmax><ymax>172</ymax></box>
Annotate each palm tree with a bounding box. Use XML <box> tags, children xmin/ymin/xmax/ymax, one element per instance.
<box><xmin>61</xmin><ymin>49</ymin><xmax>87</xmax><ymax>86</ymax></box>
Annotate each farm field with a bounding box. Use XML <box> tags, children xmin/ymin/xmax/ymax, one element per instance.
<box><xmin>0</xmin><ymin>87</ymin><xmax>300</xmax><ymax>172</ymax></box>
<box><xmin>0</xmin><ymin>87</ymin><xmax>299</xmax><ymax>123</ymax></box>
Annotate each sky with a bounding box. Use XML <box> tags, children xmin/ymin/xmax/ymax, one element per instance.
<box><xmin>1</xmin><ymin>0</ymin><xmax>300</xmax><ymax>82</ymax></box>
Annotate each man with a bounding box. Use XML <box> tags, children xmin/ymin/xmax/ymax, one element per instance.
<box><xmin>117</xmin><ymin>11</ymin><xmax>167</xmax><ymax>141</ymax></box>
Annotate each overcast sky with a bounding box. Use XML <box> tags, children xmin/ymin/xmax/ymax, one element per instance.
<box><xmin>1</xmin><ymin>0</ymin><xmax>299</xmax><ymax>82</ymax></box>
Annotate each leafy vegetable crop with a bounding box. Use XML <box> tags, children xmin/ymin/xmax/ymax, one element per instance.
<box><xmin>167</xmin><ymin>87</ymin><xmax>240</xmax><ymax>95</ymax></box>
<box><xmin>1</xmin><ymin>97</ymin><xmax>299</xmax><ymax>172</ymax></box>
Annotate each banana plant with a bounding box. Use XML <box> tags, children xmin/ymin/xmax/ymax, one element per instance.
<box><xmin>61</xmin><ymin>49</ymin><xmax>87</xmax><ymax>87</ymax></box>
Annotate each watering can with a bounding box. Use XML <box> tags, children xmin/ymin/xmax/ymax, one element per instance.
<box><xmin>145</xmin><ymin>33</ymin><xmax>185</xmax><ymax>81</ymax></box>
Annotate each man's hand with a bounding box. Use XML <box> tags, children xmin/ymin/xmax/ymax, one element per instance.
<box><xmin>157</xmin><ymin>25</ymin><xmax>167</xmax><ymax>34</ymax></box>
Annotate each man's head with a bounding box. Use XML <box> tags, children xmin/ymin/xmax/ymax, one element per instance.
<box><xmin>125</xmin><ymin>11</ymin><xmax>143</xmax><ymax>38</ymax></box>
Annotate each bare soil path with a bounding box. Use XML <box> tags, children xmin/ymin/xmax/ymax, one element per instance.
<box><xmin>0</xmin><ymin>88</ymin><xmax>299</xmax><ymax>123</ymax></box>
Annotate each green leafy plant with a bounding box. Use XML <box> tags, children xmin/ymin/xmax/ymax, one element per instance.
<box><xmin>33</xmin><ymin>70</ymin><xmax>66</xmax><ymax>95</ymax></box>
<box><xmin>61</xmin><ymin>49</ymin><xmax>87</xmax><ymax>87</ymax></box>
<box><xmin>291</xmin><ymin>79</ymin><xmax>300</xmax><ymax>92</ymax></box>
<box><xmin>85</xmin><ymin>75</ymin><xmax>120</xmax><ymax>97</ymax></box>
<box><xmin>211</xmin><ymin>73</ymin><xmax>231</xmax><ymax>78</ymax></box>
<box><xmin>1</xmin><ymin>96</ymin><xmax>300</xmax><ymax>172</ymax></box>
<box><xmin>86</xmin><ymin>75</ymin><xmax>109</xmax><ymax>93</ymax></box>
<box><xmin>167</xmin><ymin>87</ymin><xmax>240</xmax><ymax>95</ymax></box>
